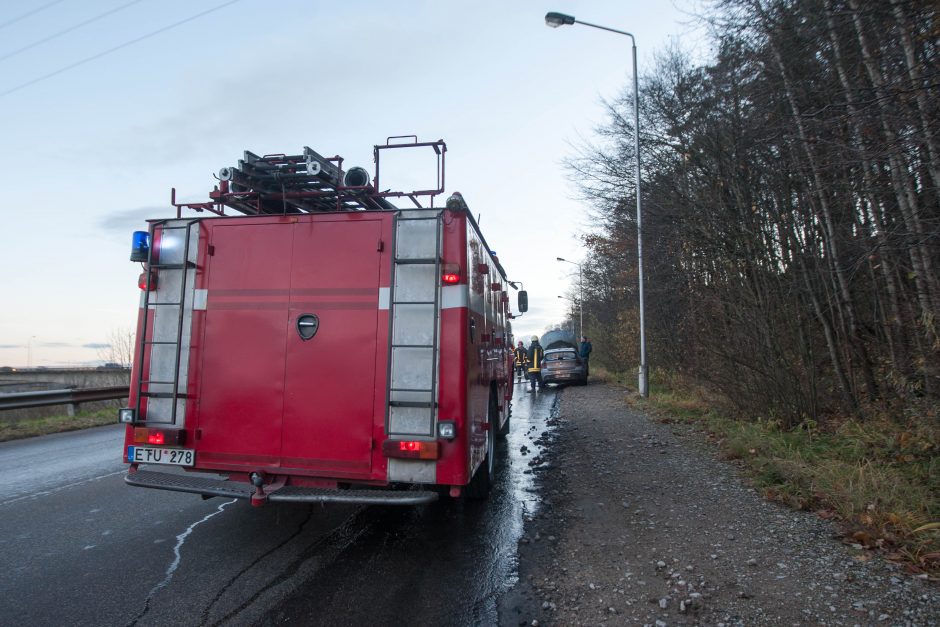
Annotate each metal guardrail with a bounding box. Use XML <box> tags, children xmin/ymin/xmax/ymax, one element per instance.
<box><xmin>0</xmin><ymin>386</ymin><xmax>129</xmax><ymax>411</ymax></box>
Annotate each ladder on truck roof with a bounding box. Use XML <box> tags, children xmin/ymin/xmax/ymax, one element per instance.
<box><xmin>170</xmin><ymin>138</ymin><xmax>447</xmax><ymax>218</ymax></box>
<box><xmin>133</xmin><ymin>220</ymin><xmax>199</xmax><ymax>425</ymax></box>
<box><xmin>213</xmin><ymin>147</ymin><xmax>399</xmax><ymax>215</ymax></box>
<box><xmin>386</xmin><ymin>211</ymin><xmax>444</xmax><ymax>439</ymax></box>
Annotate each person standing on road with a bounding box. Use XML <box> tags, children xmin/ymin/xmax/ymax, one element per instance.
<box><xmin>526</xmin><ymin>335</ymin><xmax>544</xmax><ymax>392</ymax></box>
<box><xmin>513</xmin><ymin>341</ymin><xmax>528</xmax><ymax>382</ymax></box>
<box><xmin>579</xmin><ymin>335</ymin><xmax>593</xmax><ymax>379</ymax></box>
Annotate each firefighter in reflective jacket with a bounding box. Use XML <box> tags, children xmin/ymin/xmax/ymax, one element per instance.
<box><xmin>526</xmin><ymin>335</ymin><xmax>544</xmax><ymax>391</ymax></box>
<box><xmin>513</xmin><ymin>341</ymin><xmax>528</xmax><ymax>381</ymax></box>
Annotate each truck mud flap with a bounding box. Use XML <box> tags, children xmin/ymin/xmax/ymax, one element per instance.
<box><xmin>125</xmin><ymin>470</ymin><xmax>438</xmax><ymax>505</ymax></box>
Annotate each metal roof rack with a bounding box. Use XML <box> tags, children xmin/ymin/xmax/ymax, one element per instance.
<box><xmin>169</xmin><ymin>138</ymin><xmax>447</xmax><ymax>218</ymax></box>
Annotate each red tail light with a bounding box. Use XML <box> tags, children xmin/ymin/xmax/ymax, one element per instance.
<box><xmin>133</xmin><ymin>427</ymin><xmax>185</xmax><ymax>446</ymax></box>
<box><xmin>441</xmin><ymin>263</ymin><xmax>461</xmax><ymax>285</ymax></box>
<box><xmin>382</xmin><ymin>439</ymin><xmax>440</xmax><ymax>460</ymax></box>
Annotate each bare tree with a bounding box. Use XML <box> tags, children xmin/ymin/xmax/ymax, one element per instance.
<box><xmin>97</xmin><ymin>328</ymin><xmax>135</xmax><ymax>368</ymax></box>
<box><xmin>567</xmin><ymin>0</ymin><xmax>939</xmax><ymax>424</ymax></box>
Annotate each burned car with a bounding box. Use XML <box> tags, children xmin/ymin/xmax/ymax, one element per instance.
<box><xmin>540</xmin><ymin>346</ymin><xmax>587</xmax><ymax>386</ymax></box>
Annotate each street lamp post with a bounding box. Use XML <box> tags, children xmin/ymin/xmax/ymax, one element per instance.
<box><xmin>546</xmin><ymin>11</ymin><xmax>648</xmax><ymax>397</ymax></box>
<box><xmin>556</xmin><ymin>257</ymin><xmax>582</xmax><ymax>339</ymax></box>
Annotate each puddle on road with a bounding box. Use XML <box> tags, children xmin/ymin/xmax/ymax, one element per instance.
<box><xmin>506</xmin><ymin>382</ymin><xmax>563</xmax><ymax>519</ymax></box>
<box><xmin>261</xmin><ymin>382</ymin><xmax>564</xmax><ymax>627</ymax></box>
<box><xmin>466</xmin><ymin>381</ymin><xmax>562</xmax><ymax>625</ymax></box>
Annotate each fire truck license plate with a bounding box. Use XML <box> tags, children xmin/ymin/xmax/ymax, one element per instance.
<box><xmin>127</xmin><ymin>446</ymin><xmax>195</xmax><ymax>467</ymax></box>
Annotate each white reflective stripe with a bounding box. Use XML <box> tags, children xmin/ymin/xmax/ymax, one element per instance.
<box><xmin>382</xmin><ymin>285</ymin><xmax>464</xmax><ymax>310</ymax></box>
<box><xmin>193</xmin><ymin>289</ymin><xmax>207</xmax><ymax>311</ymax></box>
<box><xmin>441</xmin><ymin>285</ymin><xmax>468</xmax><ymax>309</ymax></box>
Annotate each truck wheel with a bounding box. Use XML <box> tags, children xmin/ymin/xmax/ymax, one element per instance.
<box><xmin>497</xmin><ymin>395</ymin><xmax>511</xmax><ymax>438</ymax></box>
<box><xmin>497</xmin><ymin>413</ymin><xmax>510</xmax><ymax>438</ymax></box>
<box><xmin>467</xmin><ymin>395</ymin><xmax>497</xmax><ymax>500</ymax></box>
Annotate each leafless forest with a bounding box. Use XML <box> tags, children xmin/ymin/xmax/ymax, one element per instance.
<box><xmin>570</xmin><ymin>0</ymin><xmax>939</xmax><ymax>424</ymax></box>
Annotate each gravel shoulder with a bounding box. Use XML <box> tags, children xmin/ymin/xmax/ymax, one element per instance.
<box><xmin>497</xmin><ymin>383</ymin><xmax>939</xmax><ymax>626</ymax></box>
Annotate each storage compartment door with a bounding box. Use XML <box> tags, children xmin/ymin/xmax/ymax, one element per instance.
<box><xmin>196</xmin><ymin>223</ymin><xmax>292</xmax><ymax>465</ymax></box>
<box><xmin>282</xmin><ymin>218</ymin><xmax>383</xmax><ymax>474</ymax></box>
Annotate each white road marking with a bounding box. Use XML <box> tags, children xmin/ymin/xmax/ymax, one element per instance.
<box><xmin>0</xmin><ymin>469</ymin><xmax>126</xmax><ymax>507</ymax></box>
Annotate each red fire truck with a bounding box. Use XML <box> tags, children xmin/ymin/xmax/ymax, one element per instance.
<box><xmin>120</xmin><ymin>138</ymin><xmax>527</xmax><ymax>505</ymax></box>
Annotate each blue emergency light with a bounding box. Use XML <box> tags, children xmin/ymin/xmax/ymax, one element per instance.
<box><xmin>130</xmin><ymin>231</ymin><xmax>150</xmax><ymax>262</ymax></box>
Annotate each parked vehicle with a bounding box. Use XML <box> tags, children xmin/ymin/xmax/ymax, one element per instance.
<box><xmin>540</xmin><ymin>347</ymin><xmax>587</xmax><ymax>386</ymax></box>
<box><xmin>119</xmin><ymin>138</ymin><xmax>527</xmax><ymax>506</ymax></box>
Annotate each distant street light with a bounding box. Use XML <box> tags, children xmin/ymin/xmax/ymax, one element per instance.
<box><xmin>546</xmin><ymin>11</ymin><xmax>648</xmax><ymax>397</ymax></box>
<box><xmin>556</xmin><ymin>257</ymin><xmax>583</xmax><ymax>338</ymax></box>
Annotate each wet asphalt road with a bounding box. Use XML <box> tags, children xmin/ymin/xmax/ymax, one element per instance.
<box><xmin>0</xmin><ymin>383</ymin><xmax>558</xmax><ymax>627</ymax></box>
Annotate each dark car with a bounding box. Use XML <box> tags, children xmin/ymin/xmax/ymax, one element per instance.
<box><xmin>540</xmin><ymin>347</ymin><xmax>587</xmax><ymax>386</ymax></box>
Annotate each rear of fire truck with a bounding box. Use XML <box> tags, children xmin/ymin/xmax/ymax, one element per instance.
<box><xmin>119</xmin><ymin>138</ymin><xmax>526</xmax><ymax>506</ymax></box>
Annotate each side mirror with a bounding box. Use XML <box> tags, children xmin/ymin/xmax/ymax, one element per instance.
<box><xmin>517</xmin><ymin>290</ymin><xmax>528</xmax><ymax>313</ymax></box>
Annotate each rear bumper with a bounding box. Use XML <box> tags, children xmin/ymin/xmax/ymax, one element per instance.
<box><xmin>542</xmin><ymin>371</ymin><xmax>586</xmax><ymax>384</ymax></box>
<box><xmin>125</xmin><ymin>469</ymin><xmax>438</xmax><ymax>505</ymax></box>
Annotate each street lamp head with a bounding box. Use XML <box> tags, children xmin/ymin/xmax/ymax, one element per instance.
<box><xmin>545</xmin><ymin>12</ymin><xmax>575</xmax><ymax>28</ymax></box>
<box><xmin>556</xmin><ymin>257</ymin><xmax>566</xmax><ymax>262</ymax></box>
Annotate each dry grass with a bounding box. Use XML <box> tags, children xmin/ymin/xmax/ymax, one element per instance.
<box><xmin>628</xmin><ymin>377</ymin><xmax>940</xmax><ymax>578</ymax></box>
<box><xmin>0</xmin><ymin>409</ymin><xmax>116</xmax><ymax>442</ymax></box>
<box><xmin>587</xmin><ymin>365</ymin><xmax>615</xmax><ymax>384</ymax></box>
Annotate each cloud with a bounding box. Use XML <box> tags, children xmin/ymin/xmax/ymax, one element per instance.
<box><xmin>37</xmin><ymin>341</ymin><xmax>71</xmax><ymax>348</ymax></box>
<box><xmin>0</xmin><ymin>344</ymin><xmax>22</xmax><ymax>349</ymax></box>
<box><xmin>83</xmin><ymin>343</ymin><xmax>110</xmax><ymax>349</ymax></box>
<box><xmin>97</xmin><ymin>205</ymin><xmax>166</xmax><ymax>234</ymax></box>
<box><xmin>102</xmin><ymin>10</ymin><xmax>469</xmax><ymax>169</ymax></box>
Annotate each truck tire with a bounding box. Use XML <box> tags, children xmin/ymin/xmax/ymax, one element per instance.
<box><xmin>497</xmin><ymin>413</ymin><xmax>510</xmax><ymax>438</ymax></box>
<box><xmin>466</xmin><ymin>394</ymin><xmax>497</xmax><ymax>500</ymax></box>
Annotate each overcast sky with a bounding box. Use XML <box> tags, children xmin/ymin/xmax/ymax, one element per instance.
<box><xmin>0</xmin><ymin>0</ymin><xmax>700</xmax><ymax>367</ymax></box>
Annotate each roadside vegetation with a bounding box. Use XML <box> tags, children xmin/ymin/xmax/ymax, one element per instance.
<box><xmin>626</xmin><ymin>374</ymin><xmax>940</xmax><ymax>578</ymax></box>
<box><xmin>567</xmin><ymin>0</ymin><xmax>939</xmax><ymax>426</ymax></box>
<box><xmin>551</xmin><ymin>0</ymin><xmax>939</xmax><ymax>579</ymax></box>
<box><xmin>0</xmin><ymin>409</ymin><xmax>115</xmax><ymax>442</ymax></box>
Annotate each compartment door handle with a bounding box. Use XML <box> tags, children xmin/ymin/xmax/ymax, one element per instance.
<box><xmin>296</xmin><ymin>314</ymin><xmax>319</xmax><ymax>341</ymax></box>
